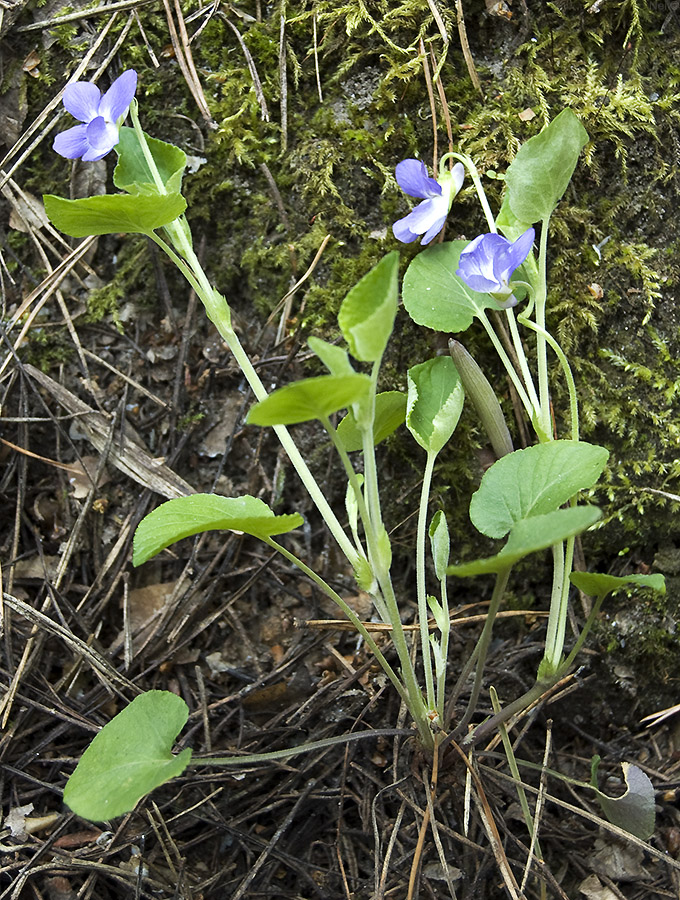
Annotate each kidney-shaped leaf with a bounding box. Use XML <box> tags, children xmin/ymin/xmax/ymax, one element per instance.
<box><xmin>337</xmin><ymin>391</ymin><xmax>406</xmax><ymax>452</ymax></box>
<box><xmin>133</xmin><ymin>494</ymin><xmax>303</xmax><ymax>565</ymax></box>
<box><xmin>114</xmin><ymin>127</ymin><xmax>187</xmax><ymax>195</ymax></box>
<box><xmin>571</xmin><ymin>571</ymin><xmax>666</xmax><ymax>600</ymax></box>
<box><xmin>338</xmin><ymin>252</ymin><xmax>398</xmax><ymax>362</ymax></box>
<box><xmin>44</xmin><ymin>191</ymin><xmax>186</xmax><ymax>237</ymax></box>
<box><xmin>402</xmin><ymin>241</ymin><xmax>496</xmax><ymax>333</ymax></box>
<box><xmin>593</xmin><ymin>761</ymin><xmax>656</xmax><ymax>841</ymax></box>
<box><xmin>407</xmin><ymin>356</ymin><xmax>464</xmax><ymax>455</ymax></box>
<box><xmin>470</xmin><ymin>440</ymin><xmax>609</xmax><ymax>539</ymax></box>
<box><xmin>63</xmin><ymin>691</ymin><xmax>192</xmax><ymax>822</ymax></box>
<box><xmin>247</xmin><ymin>374</ymin><xmax>370</xmax><ymax>426</ymax></box>
<box><xmin>447</xmin><ymin>506</ymin><xmax>601</xmax><ymax>577</ymax></box>
<box><xmin>505</xmin><ymin>109</ymin><xmax>589</xmax><ymax>224</ymax></box>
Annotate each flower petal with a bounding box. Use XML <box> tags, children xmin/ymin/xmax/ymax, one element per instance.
<box><xmin>421</xmin><ymin>214</ymin><xmax>447</xmax><ymax>245</ymax></box>
<box><xmin>53</xmin><ymin>124</ymin><xmax>91</xmax><ymax>159</ymax></box>
<box><xmin>395</xmin><ymin>159</ymin><xmax>441</xmax><ymax>199</ymax></box>
<box><xmin>451</xmin><ymin>162</ymin><xmax>465</xmax><ymax>194</ymax></box>
<box><xmin>392</xmin><ymin>215</ymin><xmax>419</xmax><ymax>243</ymax></box>
<box><xmin>82</xmin><ymin>117</ymin><xmax>120</xmax><ymax>160</ymax></box>
<box><xmin>457</xmin><ymin>233</ymin><xmax>510</xmax><ymax>293</ymax></box>
<box><xmin>62</xmin><ymin>82</ymin><xmax>101</xmax><ymax>123</ymax></box>
<box><xmin>98</xmin><ymin>70</ymin><xmax>137</xmax><ymax>122</ymax></box>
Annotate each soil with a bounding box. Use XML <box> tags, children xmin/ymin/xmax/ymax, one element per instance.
<box><xmin>2</xmin><ymin>2</ymin><xmax>680</xmax><ymax>898</ymax></box>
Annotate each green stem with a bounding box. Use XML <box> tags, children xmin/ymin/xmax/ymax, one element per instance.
<box><xmin>477</xmin><ymin>313</ymin><xmax>536</xmax><ymax>419</ymax></box>
<box><xmin>436</xmin><ymin>573</ymin><xmax>450</xmax><ymax>719</ymax></box>
<box><xmin>264</xmin><ymin>537</ymin><xmax>408</xmax><ymax>705</ymax></box>
<box><xmin>362</xmin><ymin>360</ymin><xmax>384</xmax><ymax>534</ymax></box>
<box><xmin>322</xmin><ymin>416</ymin><xmax>389</xmax><ymax>624</ymax></box>
<box><xmin>417</xmin><ymin>451</ymin><xmax>437</xmax><ymax>713</ymax></box>
<box><xmin>518</xmin><ymin>315</ymin><xmax>579</xmax><ymax>442</ymax></box>
<box><xmin>455</xmin><ymin>567</ymin><xmax>511</xmax><ymax>736</ymax></box>
<box><xmin>535</xmin><ymin>217</ymin><xmax>552</xmax><ymax>438</ymax></box>
<box><xmin>443</xmin><ymin>152</ymin><xmax>496</xmax><ymax>232</ymax></box>
<box><xmin>562</xmin><ymin>591</ymin><xmax>605</xmax><ymax>670</ymax></box>
<box><xmin>130</xmin><ymin>106</ymin><xmax>358</xmax><ymax>566</ymax></box>
<box><xmin>505</xmin><ymin>307</ymin><xmax>540</xmax><ymax>413</ymax></box>
<box><xmin>543</xmin><ymin>542</ymin><xmax>565</xmax><ymax>675</ymax></box>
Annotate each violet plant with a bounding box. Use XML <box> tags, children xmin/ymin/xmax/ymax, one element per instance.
<box><xmin>46</xmin><ymin>75</ymin><xmax>663</xmax><ymax>826</ymax></box>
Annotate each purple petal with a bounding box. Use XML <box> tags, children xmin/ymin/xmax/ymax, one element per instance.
<box><xmin>392</xmin><ymin>215</ymin><xmax>419</xmax><ymax>243</ymax></box>
<box><xmin>395</xmin><ymin>159</ymin><xmax>441</xmax><ymax>199</ymax></box>
<box><xmin>53</xmin><ymin>124</ymin><xmax>91</xmax><ymax>159</ymax></box>
<box><xmin>81</xmin><ymin>117</ymin><xmax>119</xmax><ymax>160</ymax></box>
<box><xmin>457</xmin><ymin>233</ymin><xmax>509</xmax><ymax>292</ymax></box>
<box><xmin>98</xmin><ymin>70</ymin><xmax>137</xmax><ymax>122</ymax></box>
<box><xmin>508</xmin><ymin>227</ymin><xmax>535</xmax><ymax>267</ymax></box>
<box><xmin>421</xmin><ymin>214</ymin><xmax>447</xmax><ymax>245</ymax></box>
<box><xmin>62</xmin><ymin>82</ymin><xmax>101</xmax><ymax>123</ymax></box>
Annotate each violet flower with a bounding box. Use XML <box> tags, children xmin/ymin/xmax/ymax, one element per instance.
<box><xmin>456</xmin><ymin>228</ymin><xmax>535</xmax><ymax>301</ymax></box>
<box><xmin>53</xmin><ymin>70</ymin><xmax>138</xmax><ymax>162</ymax></box>
<box><xmin>393</xmin><ymin>159</ymin><xmax>464</xmax><ymax>245</ymax></box>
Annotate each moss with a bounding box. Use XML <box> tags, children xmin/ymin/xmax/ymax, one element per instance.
<box><xmin>14</xmin><ymin>0</ymin><xmax>679</xmax><ymax>560</ymax></box>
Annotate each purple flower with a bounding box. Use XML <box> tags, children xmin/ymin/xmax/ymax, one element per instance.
<box><xmin>456</xmin><ymin>228</ymin><xmax>535</xmax><ymax>298</ymax></box>
<box><xmin>53</xmin><ymin>70</ymin><xmax>138</xmax><ymax>162</ymax></box>
<box><xmin>393</xmin><ymin>159</ymin><xmax>464</xmax><ymax>245</ymax></box>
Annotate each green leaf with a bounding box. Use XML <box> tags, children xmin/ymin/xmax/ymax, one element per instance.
<box><xmin>247</xmin><ymin>374</ymin><xmax>370</xmax><ymax>426</ymax></box>
<box><xmin>447</xmin><ymin>506</ymin><xmax>602</xmax><ymax>577</ymax></box>
<box><xmin>592</xmin><ymin>760</ymin><xmax>655</xmax><ymax>841</ymax></box>
<box><xmin>429</xmin><ymin>510</ymin><xmax>450</xmax><ymax>582</ymax></box>
<box><xmin>308</xmin><ymin>336</ymin><xmax>354</xmax><ymax>377</ymax></box>
<box><xmin>63</xmin><ymin>691</ymin><xmax>192</xmax><ymax>821</ymax></box>
<box><xmin>402</xmin><ymin>241</ymin><xmax>497</xmax><ymax>333</ymax></box>
<box><xmin>133</xmin><ymin>494</ymin><xmax>303</xmax><ymax>565</ymax></box>
<box><xmin>338</xmin><ymin>252</ymin><xmax>398</xmax><ymax>362</ymax></box>
<box><xmin>43</xmin><ymin>191</ymin><xmax>186</xmax><ymax>237</ymax></box>
<box><xmin>407</xmin><ymin>357</ymin><xmax>464</xmax><ymax>455</ymax></box>
<box><xmin>570</xmin><ymin>571</ymin><xmax>666</xmax><ymax>600</ymax></box>
<box><xmin>505</xmin><ymin>109</ymin><xmax>589</xmax><ymax>223</ymax></box>
<box><xmin>495</xmin><ymin>192</ymin><xmax>534</xmax><ymax>243</ymax></box>
<box><xmin>337</xmin><ymin>391</ymin><xmax>406</xmax><ymax>452</ymax></box>
<box><xmin>470</xmin><ymin>440</ymin><xmax>609</xmax><ymax>539</ymax></box>
<box><xmin>114</xmin><ymin>127</ymin><xmax>187</xmax><ymax>195</ymax></box>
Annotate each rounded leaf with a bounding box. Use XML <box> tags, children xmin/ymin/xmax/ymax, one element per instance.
<box><xmin>403</xmin><ymin>241</ymin><xmax>496</xmax><ymax>333</ymax></box>
<box><xmin>447</xmin><ymin>506</ymin><xmax>602</xmax><ymax>577</ymax></box>
<box><xmin>470</xmin><ymin>440</ymin><xmax>609</xmax><ymax>539</ymax></box>
<box><xmin>63</xmin><ymin>691</ymin><xmax>192</xmax><ymax>821</ymax></box>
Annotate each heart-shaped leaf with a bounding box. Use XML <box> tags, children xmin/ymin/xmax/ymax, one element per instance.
<box><xmin>114</xmin><ymin>127</ymin><xmax>187</xmax><ymax>195</ymax></box>
<box><xmin>505</xmin><ymin>109</ymin><xmax>589</xmax><ymax>223</ymax></box>
<box><xmin>571</xmin><ymin>571</ymin><xmax>666</xmax><ymax>599</ymax></box>
<box><xmin>44</xmin><ymin>191</ymin><xmax>186</xmax><ymax>237</ymax></box>
<box><xmin>247</xmin><ymin>374</ymin><xmax>370</xmax><ymax>426</ymax></box>
<box><xmin>470</xmin><ymin>440</ymin><xmax>609</xmax><ymax>539</ymax></box>
<box><xmin>338</xmin><ymin>252</ymin><xmax>398</xmax><ymax>362</ymax></box>
<box><xmin>407</xmin><ymin>356</ymin><xmax>464</xmax><ymax>454</ymax></box>
<box><xmin>63</xmin><ymin>691</ymin><xmax>192</xmax><ymax>821</ymax></box>
<box><xmin>402</xmin><ymin>241</ymin><xmax>496</xmax><ymax>333</ymax></box>
<box><xmin>447</xmin><ymin>506</ymin><xmax>601</xmax><ymax>577</ymax></box>
<box><xmin>337</xmin><ymin>391</ymin><xmax>406</xmax><ymax>452</ymax></box>
<box><xmin>133</xmin><ymin>494</ymin><xmax>303</xmax><ymax>565</ymax></box>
